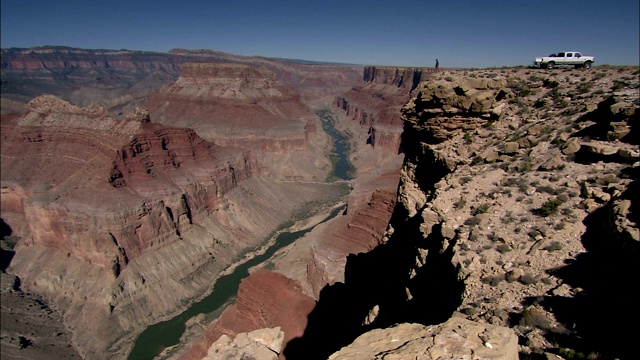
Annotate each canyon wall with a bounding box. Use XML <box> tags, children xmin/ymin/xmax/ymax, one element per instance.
<box><xmin>0</xmin><ymin>92</ymin><xmax>346</xmax><ymax>359</ymax></box>
<box><xmin>190</xmin><ymin>67</ymin><xmax>638</xmax><ymax>360</ymax></box>
<box><xmin>1</xmin><ymin>46</ymin><xmax>361</xmax><ymax>117</ymax></box>
<box><xmin>175</xmin><ymin>70</ymin><xmax>410</xmax><ymax>359</ymax></box>
<box><xmin>334</xmin><ymin>66</ymin><xmax>437</xmax><ymax>151</ymax></box>
<box><xmin>315</xmin><ymin>68</ymin><xmax>637</xmax><ymax>359</ymax></box>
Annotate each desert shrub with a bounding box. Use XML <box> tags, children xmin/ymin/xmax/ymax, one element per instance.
<box><xmin>535</xmin><ymin>198</ymin><xmax>563</xmax><ymax>217</ymax></box>
<box><xmin>472</xmin><ymin>155</ymin><xmax>484</xmax><ymax>165</ymax></box>
<box><xmin>496</xmin><ymin>244</ymin><xmax>512</xmax><ymax>253</ymax></box>
<box><xmin>501</xmin><ymin>211</ymin><xmax>516</xmax><ymax>224</ymax></box>
<box><xmin>544</xmin><ymin>241</ymin><xmax>563</xmax><ymax>251</ymax></box>
<box><xmin>473</xmin><ymin>203</ymin><xmax>490</xmax><ymax>215</ymax></box>
<box><xmin>554</xmin><ymin>222</ymin><xmax>566</xmax><ymax>230</ymax></box>
<box><xmin>454</xmin><ymin>197</ymin><xmax>467</xmax><ymax>209</ymax></box>
<box><xmin>541</xmin><ymin>277</ymin><xmax>554</xmax><ymax>285</ymax></box>
<box><xmin>558</xmin><ymin>348</ymin><xmax>588</xmax><ymax>359</ymax></box>
<box><xmin>517</xmin><ymin>161</ymin><xmax>533</xmax><ymax>173</ymax></box>
<box><xmin>482</xmin><ymin>274</ymin><xmax>505</xmax><ymax>286</ymax></box>
<box><xmin>521</xmin><ymin>307</ymin><xmax>552</xmax><ymax>329</ymax></box>
<box><xmin>465</xmin><ymin>216</ymin><xmax>481</xmax><ymax>226</ymax></box>
<box><xmin>519</xmin><ymin>273</ymin><xmax>539</xmax><ymax>285</ymax></box>
<box><xmin>577</xmin><ymin>82</ymin><xmax>592</xmax><ymax>94</ymax></box>
<box><xmin>528</xmin><ymin>74</ymin><xmax>543</xmax><ymax>82</ymax></box>
<box><xmin>18</xmin><ymin>336</ymin><xmax>32</xmax><ymax>349</ymax></box>
<box><xmin>555</xmin><ymin>99</ymin><xmax>570</xmax><ymax>108</ymax></box>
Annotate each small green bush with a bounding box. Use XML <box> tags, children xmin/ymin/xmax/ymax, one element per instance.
<box><xmin>544</xmin><ymin>241</ymin><xmax>563</xmax><ymax>251</ymax></box>
<box><xmin>535</xmin><ymin>198</ymin><xmax>563</xmax><ymax>217</ymax></box>
<box><xmin>473</xmin><ymin>203</ymin><xmax>490</xmax><ymax>215</ymax></box>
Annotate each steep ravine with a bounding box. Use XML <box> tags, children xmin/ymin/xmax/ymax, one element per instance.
<box><xmin>289</xmin><ymin>67</ymin><xmax>638</xmax><ymax>360</ymax></box>
<box><xmin>283</xmin><ymin>114</ymin><xmax>464</xmax><ymax>360</ymax></box>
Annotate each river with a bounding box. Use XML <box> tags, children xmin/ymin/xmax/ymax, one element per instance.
<box><xmin>127</xmin><ymin>109</ymin><xmax>354</xmax><ymax>360</ymax></box>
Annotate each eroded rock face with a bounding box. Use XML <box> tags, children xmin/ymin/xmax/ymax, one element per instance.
<box><xmin>334</xmin><ymin>66</ymin><xmax>436</xmax><ymax>151</ymax></box>
<box><xmin>1</xmin><ymin>96</ymin><xmax>343</xmax><ymax>359</ymax></box>
<box><xmin>179</xmin><ymin>269</ymin><xmax>315</xmax><ymax>360</ymax></box>
<box><xmin>390</xmin><ymin>68</ymin><xmax>639</xmax><ymax>359</ymax></box>
<box><xmin>328</xmin><ymin>316</ymin><xmax>518</xmax><ymax>360</ymax></box>
<box><xmin>145</xmin><ymin>62</ymin><xmax>313</xmax><ymax>151</ymax></box>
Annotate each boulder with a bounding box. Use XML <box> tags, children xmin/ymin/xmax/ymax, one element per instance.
<box><xmin>328</xmin><ymin>316</ymin><xmax>518</xmax><ymax>360</ymax></box>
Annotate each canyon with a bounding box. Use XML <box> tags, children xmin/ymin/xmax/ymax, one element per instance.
<box><xmin>1</xmin><ymin>46</ymin><xmax>639</xmax><ymax>360</ymax></box>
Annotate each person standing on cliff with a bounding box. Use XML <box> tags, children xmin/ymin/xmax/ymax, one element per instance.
<box><xmin>435</xmin><ymin>59</ymin><xmax>439</xmax><ymax>71</ymax></box>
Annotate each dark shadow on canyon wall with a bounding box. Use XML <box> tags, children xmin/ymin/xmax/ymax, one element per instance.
<box><xmin>524</xmin><ymin>173</ymin><xmax>638</xmax><ymax>360</ymax></box>
<box><xmin>284</xmin><ymin>205</ymin><xmax>464</xmax><ymax>360</ymax></box>
<box><xmin>0</xmin><ymin>218</ymin><xmax>15</xmax><ymax>272</ymax></box>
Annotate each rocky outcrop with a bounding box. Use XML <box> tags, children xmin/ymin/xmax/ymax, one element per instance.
<box><xmin>381</xmin><ymin>68</ymin><xmax>639</xmax><ymax>360</ymax></box>
<box><xmin>203</xmin><ymin>327</ymin><xmax>284</xmax><ymax>360</ymax></box>
<box><xmin>363</xmin><ymin>66</ymin><xmax>435</xmax><ymax>91</ymax></box>
<box><xmin>280</xmin><ymin>68</ymin><xmax>638</xmax><ymax>360</ymax></box>
<box><xmin>334</xmin><ymin>67</ymin><xmax>436</xmax><ymax>151</ymax></box>
<box><xmin>329</xmin><ymin>316</ymin><xmax>518</xmax><ymax>360</ymax></box>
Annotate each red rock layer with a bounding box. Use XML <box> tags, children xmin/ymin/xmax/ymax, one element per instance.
<box><xmin>1</xmin><ymin>95</ymin><xmax>257</xmax><ymax>268</ymax></box>
<box><xmin>307</xmin><ymin>186</ymin><xmax>397</xmax><ymax>298</ymax></box>
<box><xmin>144</xmin><ymin>62</ymin><xmax>316</xmax><ymax>152</ymax></box>
<box><xmin>1</xmin><ymin>47</ymin><xmax>184</xmax><ymax>71</ymax></box>
<box><xmin>179</xmin><ymin>269</ymin><xmax>315</xmax><ymax>360</ymax></box>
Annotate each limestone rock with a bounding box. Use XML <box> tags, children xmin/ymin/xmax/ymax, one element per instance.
<box><xmin>203</xmin><ymin>327</ymin><xmax>284</xmax><ymax>360</ymax></box>
<box><xmin>329</xmin><ymin>317</ymin><xmax>518</xmax><ymax>360</ymax></box>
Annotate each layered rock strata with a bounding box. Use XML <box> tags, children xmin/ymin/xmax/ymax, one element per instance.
<box><xmin>334</xmin><ymin>66</ymin><xmax>436</xmax><ymax>151</ymax></box>
<box><xmin>1</xmin><ymin>95</ymin><xmax>344</xmax><ymax>359</ymax></box>
<box><xmin>144</xmin><ymin>62</ymin><xmax>332</xmax><ymax>181</ymax></box>
<box><xmin>1</xmin><ymin>46</ymin><xmax>362</xmax><ymax>117</ymax></box>
<box><xmin>180</xmin><ymin>270</ymin><xmax>314</xmax><ymax>360</ymax></box>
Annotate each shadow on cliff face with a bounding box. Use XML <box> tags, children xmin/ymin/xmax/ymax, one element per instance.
<box><xmin>284</xmin><ymin>206</ymin><xmax>464</xmax><ymax>360</ymax></box>
<box><xmin>523</xmin><ymin>175</ymin><xmax>638</xmax><ymax>359</ymax></box>
<box><xmin>0</xmin><ymin>218</ymin><xmax>16</xmax><ymax>272</ymax></box>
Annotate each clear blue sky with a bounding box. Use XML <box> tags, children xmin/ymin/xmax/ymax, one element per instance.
<box><xmin>2</xmin><ymin>0</ymin><xmax>638</xmax><ymax>68</ymax></box>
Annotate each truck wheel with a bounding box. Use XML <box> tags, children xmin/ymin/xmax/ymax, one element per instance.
<box><xmin>584</xmin><ymin>61</ymin><xmax>592</xmax><ymax>69</ymax></box>
<box><xmin>547</xmin><ymin>61</ymin><xmax>555</xmax><ymax>69</ymax></box>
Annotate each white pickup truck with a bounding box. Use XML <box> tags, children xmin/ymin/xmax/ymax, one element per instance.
<box><xmin>534</xmin><ymin>51</ymin><xmax>595</xmax><ymax>69</ymax></box>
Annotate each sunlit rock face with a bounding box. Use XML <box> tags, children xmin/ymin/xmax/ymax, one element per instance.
<box><xmin>0</xmin><ymin>95</ymin><xmax>337</xmax><ymax>359</ymax></box>
<box><xmin>335</xmin><ymin>66</ymin><xmax>437</xmax><ymax>151</ymax></box>
<box><xmin>145</xmin><ymin>62</ymin><xmax>313</xmax><ymax>151</ymax></box>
